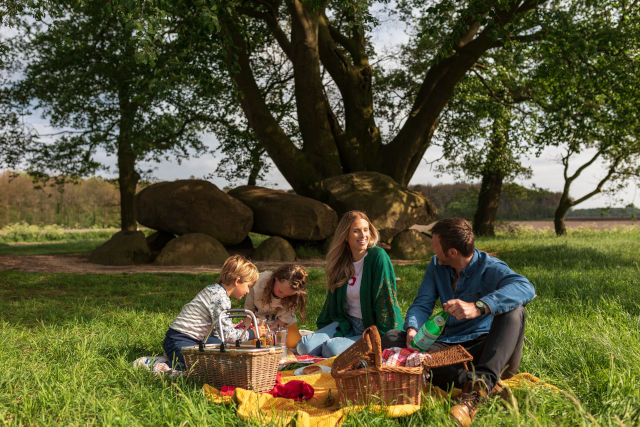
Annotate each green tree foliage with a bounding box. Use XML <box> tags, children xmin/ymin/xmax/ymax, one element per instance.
<box><xmin>530</xmin><ymin>1</ymin><xmax>640</xmax><ymax>235</ymax></box>
<box><xmin>176</xmin><ymin>0</ymin><xmax>550</xmax><ymax>197</ymax></box>
<box><xmin>7</xmin><ymin>0</ymin><xmax>218</xmax><ymax>231</ymax></box>
<box><xmin>432</xmin><ymin>46</ymin><xmax>535</xmax><ymax>235</ymax></box>
<box><xmin>1</xmin><ymin>1</ymin><xmax>36</xmax><ymax>169</ymax></box>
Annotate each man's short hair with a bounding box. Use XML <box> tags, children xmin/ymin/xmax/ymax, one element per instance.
<box><xmin>431</xmin><ymin>218</ymin><xmax>475</xmax><ymax>257</ymax></box>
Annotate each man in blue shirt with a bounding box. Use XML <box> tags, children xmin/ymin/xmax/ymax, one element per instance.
<box><xmin>382</xmin><ymin>218</ymin><xmax>535</xmax><ymax>426</ymax></box>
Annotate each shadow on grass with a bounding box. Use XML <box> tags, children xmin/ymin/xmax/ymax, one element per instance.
<box><xmin>0</xmin><ymin>271</ymin><xmax>218</xmax><ymax>326</ymax></box>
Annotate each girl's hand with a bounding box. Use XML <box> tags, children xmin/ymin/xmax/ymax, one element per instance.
<box><xmin>272</xmin><ymin>320</ymin><xmax>287</xmax><ymax>329</ymax></box>
<box><xmin>257</xmin><ymin>325</ymin><xmax>269</xmax><ymax>337</ymax></box>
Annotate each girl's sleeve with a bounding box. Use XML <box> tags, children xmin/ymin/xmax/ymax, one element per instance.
<box><xmin>277</xmin><ymin>309</ymin><xmax>297</xmax><ymax>326</ymax></box>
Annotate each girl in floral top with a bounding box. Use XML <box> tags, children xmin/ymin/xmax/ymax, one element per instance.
<box><xmin>244</xmin><ymin>264</ymin><xmax>308</xmax><ymax>347</ymax></box>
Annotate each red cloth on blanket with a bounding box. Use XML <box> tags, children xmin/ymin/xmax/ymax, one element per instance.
<box><xmin>218</xmin><ymin>373</ymin><xmax>314</xmax><ymax>401</ymax></box>
<box><xmin>268</xmin><ymin>380</ymin><xmax>314</xmax><ymax>401</ymax></box>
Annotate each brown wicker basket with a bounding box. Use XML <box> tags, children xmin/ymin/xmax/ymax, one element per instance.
<box><xmin>331</xmin><ymin>326</ymin><xmax>473</xmax><ymax>406</ymax></box>
<box><xmin>181</xmin><ymin>309</ymin><xmax>283</xmax><ymax>393</ymax></box>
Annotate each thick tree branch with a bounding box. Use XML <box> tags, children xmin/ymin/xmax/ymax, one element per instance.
<box><xmin>286</xmin><ymin>0</ymin><xmax>342</xmax><ymax>175</ymax></box>
<box><xmin>218</xmin><ymin>16</ymin><xmax>317</xmax><ymax>190</ymax></box>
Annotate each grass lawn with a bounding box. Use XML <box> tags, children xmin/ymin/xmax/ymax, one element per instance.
<box><xmin>1</xmin><ymin>229</ymin><xmax>639</xmax><ymax>425</ymax></box>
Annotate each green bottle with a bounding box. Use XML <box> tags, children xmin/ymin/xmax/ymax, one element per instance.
<box><xmin>411</xmin><ymin>310</ymin><xmax>450</xmax><ymax>351</ymax></box>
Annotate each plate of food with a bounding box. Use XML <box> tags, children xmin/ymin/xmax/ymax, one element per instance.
<box><xmin>293</xmin><ymin>365</ymin><xmax>331</xmax><ymax>376</ymax></box>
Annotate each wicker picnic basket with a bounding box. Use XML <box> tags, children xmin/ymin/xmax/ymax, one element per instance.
<box><xmin>182</xmin><ymin>309</ymin><xmax>284</xmax><ymax>393</ymax></box>
<box><xmin>331</xmin><ymin>326</ymin><xmax>473</xmax><ymax>406</ymax></box>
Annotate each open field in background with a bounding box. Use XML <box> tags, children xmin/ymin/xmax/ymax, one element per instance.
<box><xmin>1</xmin><ymin>228</ymin><xmax>640</xmax><ymax>425</ymax></box>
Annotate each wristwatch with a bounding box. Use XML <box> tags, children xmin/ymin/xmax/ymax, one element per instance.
<box><xmin>475</xmin><ymin>300</ymin><xmax>487</xmax><ymax>315</ymax></box>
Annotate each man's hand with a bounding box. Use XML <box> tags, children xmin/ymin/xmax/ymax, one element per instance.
<box><xmin>443</xmin><ymin>299</ymin><xmax>482</xmax><ymax>320</ymax></box>
<box><xmin>406</xmin><ymin>327</ymin><xmax>418</xmax><ymax>348</ymax></box>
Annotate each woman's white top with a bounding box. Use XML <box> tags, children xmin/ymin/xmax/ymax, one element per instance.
<box><xmin>345</xmin><ymin>254</ymin><xmax>366</xmax><ymax>319</ymax></box>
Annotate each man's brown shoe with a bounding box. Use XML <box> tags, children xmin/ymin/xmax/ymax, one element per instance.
<box><xmin>450</xmin><ymin>381</ymin><xmax>488</xmax><ymax>427</ymax></box>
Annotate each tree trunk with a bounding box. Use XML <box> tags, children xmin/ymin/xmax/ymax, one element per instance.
<box><xmin>554</xmin><ymin>194</ymin><xmax>572</xmax><ymax>236</ymax></box>
<box><xmin>117</xmin><ymin>86</ymin><xmax>140</xmax><ymax>232</ymax></box>
<box><xmin>473</xmin><ymin>171</ymin><xmax>504</xmax><ymax>236</ymax></box>
<box><xmin>473</xmin><ymin>117</ymin><xmax>509</xmax><ymax>236</ymax></box>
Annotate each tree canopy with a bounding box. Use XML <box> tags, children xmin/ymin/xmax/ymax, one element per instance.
<box><xmin>8</xmin><ymin>0</ymin><xmax>219</xmax><ymax>230</ymax></box>
<box><xmin>177</xmin><ymin>0</ymin><xmax>550</xmax><ymax>197</ymax></box>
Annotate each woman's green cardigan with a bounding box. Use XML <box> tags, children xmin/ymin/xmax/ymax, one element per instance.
<box><xmin>316</xmin><ymin>246</ymin><xmax>403</xmax><ymax>337</ymax></box>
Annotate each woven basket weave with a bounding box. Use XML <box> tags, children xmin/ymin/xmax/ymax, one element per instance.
<box><xmin>181</xmin><ymin>308</ymin><xmax>283</xmax><ymax>393</ymax></box>
<box><xmin>331</xmin><ymin>326</ymin><xmax>473</xmax><ymax>406</ymax></box>
<box><xmin>182</xmin><ymin>344</ymin><xmax>283</xmax><ymax>392</ymax></box>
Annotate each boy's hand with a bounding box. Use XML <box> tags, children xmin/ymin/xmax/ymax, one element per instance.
<box><xmin>236</xmin><ymin>317</ymin><xmax>251</xmax><ymax>330</ymax></box>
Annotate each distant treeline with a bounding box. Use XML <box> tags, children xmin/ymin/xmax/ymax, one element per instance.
<box><xmin>0</xmin><ymin>171</ymin><xmax>121</xmax><ymax>228</ymax></box>
<box><xmin>1</xmin><ymin>171</ymin><xmax>635</xmax><ymax>228</ymax></box>
<box><xmin>566</xmin><ymin>206</ymin><xmax>640</xmax><ymax>219</ymax></box>
<box><xmin>411</xmin><ymin>183</ymin><xmax>639</xmax><ymax>220</ymax></box>
<box><xmin>411</xmin><ymin>183</ymin><xmax>562</xmax><ymax>220</ymax></box>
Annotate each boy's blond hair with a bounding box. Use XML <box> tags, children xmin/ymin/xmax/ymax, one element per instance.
<box><xmin>219</xmin><ymin>255</ymin><xmax>259</xmax><ymax>286</ymax></box>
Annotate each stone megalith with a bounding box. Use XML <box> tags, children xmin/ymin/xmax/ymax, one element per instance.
<box><xmin>154</xmin><ymin>233</ymin><xmax>229</xmax><ymax>265</ymax></box>
<box><xmin>389</xmin><ymin>229</ymin><xmax>433</xmax><ymax>260</ymax></box>
<box><xmin>146</xmin><ymin>230</ymin><xmax>175</xmax><ymax>260</ymax></box>
<box><xmin>135</xmin><ymin>179</ymin><xmax>253</xmax><ymax>245</ymax></box>
<box><xmin>317</xmin><ymin>171</ymin><xmax>437</xmax><ymax>242</ymax></box>
<box><xmin>253</xmin><ymin>236</ymin><xmax>296</xmax><ymax>261</ymax></box>
<box><xmin>228</xmin><ymin>186</ymin><xmax>338</xmax><ymax>241</ymax></box>
<box><xmin>89</xmin><ymin>231</ymin><xmax>151</xmax><ymax>265</ymax></box>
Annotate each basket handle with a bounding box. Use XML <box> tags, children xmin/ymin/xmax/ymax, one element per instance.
<box><xmin>199</xmin><ymin>309</ymin><xmax>261</xmax><ymax>352</ymax></box>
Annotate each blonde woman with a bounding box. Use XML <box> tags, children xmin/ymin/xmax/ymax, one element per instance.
<box><xmin>296</xmin><ymin>211</ymin><xmax>403</xmax><ymax>357</ymax></box>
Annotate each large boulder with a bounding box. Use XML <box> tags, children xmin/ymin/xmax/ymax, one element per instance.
<box><xmin>154</xmin><ymin>233</ymin><xmax>229</xmax><ymax>265</ymax></box>
<box><xmin>389</xmin><ymin>229</ymin><xmax>433</xmax><ymax>260</ymax></box>
<box><xmin>317</xmin><ymin>172</ymin><xmax>437</xmax><ymax>242</ymax></box>
<box><xmin>135</xmin><ymin>179</ymin><xmax>253</xmax><ymax>245</ymax></box>
<box><xmin>228</xmin><ymin>186</ymin><xmax>337</xmax><ymax>241</ymax></box>
<box><xmin>89</xmin><ymin>231</ymin><xmax>151</xmax><ymax>265</ymax></box>
<box><xmin>146</xmin><ymin>230</ymin><xmax>175</xmax><ymax>260</ymax></box>
<box><xmin>253</xmin><ymin>236</ymin><xmax>296</xmax><ymax>262</ymax></box>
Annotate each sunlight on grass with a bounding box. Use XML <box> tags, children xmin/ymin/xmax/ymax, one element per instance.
<box><xmin>1</xmin><ymin>229</ymin><xmax>639</xmax><ymax>424</ymax></box>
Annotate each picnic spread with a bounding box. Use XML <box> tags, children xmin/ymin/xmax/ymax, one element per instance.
<box><xmin>202</xmin><ymin>358</ymin><xmax>556</xmax><ymax>427</ymax></box>
<box><xmin>192</xmin><ymin>326</ymin><xmax>559</xmax><ymax>426</ymax></box>
<box><xmin>135</xmin><ymin>324</ymin><xmax>558</xmax><ymax>427</ymax></box>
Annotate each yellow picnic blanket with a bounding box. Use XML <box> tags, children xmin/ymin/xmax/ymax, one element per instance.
<box><xmin>203</xmin><ymin>358</ymin><xmax>555</xmax><ymax>427</ymax></box>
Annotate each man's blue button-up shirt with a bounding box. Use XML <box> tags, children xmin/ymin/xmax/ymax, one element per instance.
<box><xmin>404</xmin><ymin>249</ymin><xmax>535</xmax><ymax>343</ymax></box>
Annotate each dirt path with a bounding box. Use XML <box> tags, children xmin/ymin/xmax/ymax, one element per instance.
<box><xmin>0</xmin><ymin>253</ymin><xmax>424</xmax><ymax>274</ymax></box>
<box><xmin>1</xmin><ymin>220</ymin><xmax>637</xmax><ymax>274</ymax></box>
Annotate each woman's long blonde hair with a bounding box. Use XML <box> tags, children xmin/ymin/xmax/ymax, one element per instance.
<box><xmin>325</xmin><ymin>210</ymin><xmax>379</xmax><ymax>292</ymax></box>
